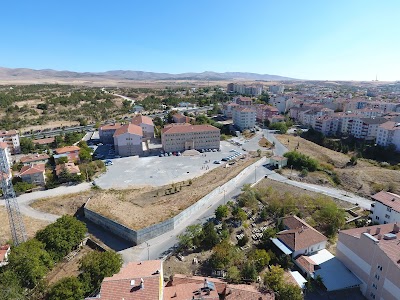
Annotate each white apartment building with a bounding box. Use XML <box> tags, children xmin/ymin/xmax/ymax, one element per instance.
<box><xmin>369</xmin><ymin>191</ymin><xmax>400</xmax><ymax>224</ymax></box>
<box><xmin>99</xmin><ymin>123</ymin><xmax>122</xmax><ymax>144</ymax></box>
<box><xmin>337</xmin><ymin>223</ymin><xmax>400</xmax><ymax>300</ymax></box>
<box><xmin>161</xmin><ymin>124</ymin><xmax>220</xmax><ymax>152</ymax></box>
<box><xmin>0</xmin><ymin>130</ymin><xmax>20</xmax><ymax>154</ymax></box>
<box><xmin>269</xmin><ymin>85</ymin><xmax>285</xmax><ymax>94</ymax></box>
<box><xmin>350</xmin><ymin>117</ymin><xmax>387</xmax><ymax>140</ymax></box>
<box><xmin>232</xmin><ymin>107</ymin><xmax>256</xmax><ymax>131</ymax></box>
<box><xmin>314</xmin><ymin>116</ymin><xmax>340</xmax><ymax>136</ymax></box>
<box><xmin>376</xmin><ymin>121</ymin><xmax>400</xmax><ymax>151</ymax></box>
<box><xmin>113</xmin><ymin>124</ymin><xmax>143</xmax><ymax>157</ymax></box>
<box><xmin>131</xmin><ymin>115</ymin><xmax>154</xmax><ymax>139</ymax></box>
<box><xmin>222</xmin><ymin>102</ymin><xmax>239</xmax><ymax>118</ymax></box>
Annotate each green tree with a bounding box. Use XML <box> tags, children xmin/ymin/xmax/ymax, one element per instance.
<box><xmin>278</xmin><ymin>284</ymin><xmax>303</xmax><ymax>300</ymax></box>
<box><xmin>215</xmin><ymin>205</ymin><xmax>229</xmax><ymax>220</ymax></box>
<box><xmin>36</xmin><ymin>215</ymin><xmax>87</xmax><ymax>262</ymax></box>
<box><xmin>8</xmin><ymin>239</ymin><xmax>54</xmax><ymax>288</ymax></box>
<box><xmin>48</xmin><ymin>277</ymin><xmax>84</xmax><ymax>300</ymax></box>
<box><xmin>264</xmin><ymin>265</ymin><xmax>284</xmax><ymax>291</ymax></box>
<box><xmin>269</xmin><ymin>122</ymin><xmax>288</xmax><ymax>134</ymax></box>
<box><xmin>178</xmin><ymin>224</ymin><xmax>202</xmax><ymax>250</ymax></box>
<box><xmin>313</xmin><ymin>202</ymin><xmax>345</xmax><ymax>237</ymax></box>
<box><xmin>241</xmin><ymin>262</ymin><xmax>257</xmax><ymax>281</ymax></box>
<box><xmin>20</xmin><ymin>137</ymin><xmax>35</xmax><ymax>154</ymax></box>
<box><xmin>226</xmin><ymin>266</ymin><xmax>241</xmax><ymax>283</ymax></box>
<box><xmin>79</xmin><ymin>148</ymin><xmax>92</xmax><ymax>163</ymax></box>
<box><xmin>13</xmin><ymin>181</ymin><xmax>35</xmax><ymax>193</ymax></box>
<box><xmin>209</xmin><ymin>240</ymin><xmax>243</xmax><ymax>269</ymax></box>
<box><xmin>248</xmin><ymin>249</ymin><xmax>270</xmax><ymax>272</ymax></box>
<box><xmin>0</xmin><ymin>270</ymin><xmax>25</xmax><ymax>300</ymax></box>
<box><xmin>201</xmin><ymin>221</ymin><xmax>219</xmax><ymax>250</ymax></box>
<box><xmin>283</xmin><ymin>151</ymin><xmax>319</xmax><ymax>172</ymax></box>
<box><xmin>79</xmin><ymin>251</ymin><xmax>122</xmax><ymax>294</ymax></box>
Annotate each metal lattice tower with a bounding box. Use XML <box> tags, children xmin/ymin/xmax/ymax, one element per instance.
<box><xmin>0</xmin><ymin>148</ymin><xmax>26</xmax><ymax>245</ymax></box>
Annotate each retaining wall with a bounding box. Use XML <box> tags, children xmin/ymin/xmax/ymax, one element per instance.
<box><xmin>84</xmin><ymin>156</ymin><xmax>267</xmax><ymax>245</ymax></box>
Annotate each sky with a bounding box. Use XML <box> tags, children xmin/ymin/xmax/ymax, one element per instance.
<box><xmin>1</xmin><ymin>1</ymin><xmax>400</xmax><ymax>81</ymax></box>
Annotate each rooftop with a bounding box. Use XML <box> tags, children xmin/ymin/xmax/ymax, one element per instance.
<box><xmin>54</xmin><ymin>145</ymin><xmax>80</xmax><ymax>154</ymax></box>
<box><xmin>20</xmin><ymin>153</ymin><xmax>50</xmax><ymax>164</ymax></box>
<box><xmin>358</xmin><ymin>117</ymin><xmax>387</xmax><ymax>125</ymax></box>
<box><xmin>113</xmin><ymin>123</ymin><xmax>143</xmax><ymax>137</ymax></box>
<box><xmin>0</xmin><ymin>130</ymin><xmax>18</xmax><ymax>137</ymax></box>
<box><xmin>372</xmin><ymin>191</ymin><xmax>400</xmax><ymax>213</ymax></box>
<box><xmin>131</xmin><ymin>114</ymin><xmax>154</xmax><ymax>126</ymax></box>
<box><xmin>32</xmin><ymin>137</ymin><xmax>55</xmax><ymax>145</ymax></box>
<box><xmin>162</xmin><ymin>124</ymin><xmax>220</xmax><ymax>135</ymax></box>
<box><xmin>379</xmin><ymin>121</ymin><xmax>400</xmax><ymax>131</ymax></box>
<box><xmin>0</xmin><ymin>142</ymin><xmax>7</xmax><ymax>149</ymax></box>
<box><xmin>100</xmin><ymin>123</ymin><xmax>122</xmax><ymax>131</ymax></box>
<box><xmin>19</xmin><ymin>163</ymin><xmax>45</xmax><ymax>176</ymax></box>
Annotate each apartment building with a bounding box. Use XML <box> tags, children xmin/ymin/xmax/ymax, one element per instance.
<box><xmin>99</xmin><ymin>123</ymin><xmax>122</xmax><ymax>144</ymax></box>
<box><xmin>222</xmin><ymin>102</ymin><xmax>239</xmax><ymax>118</ymax></box>
<box><xmin>232</xmin><ymin>106</ymin><xmax>256</xmax><ymax>130</ymax></box>
<box><xmin>369</xmin><ymin>191</ymin><xmax>400</xmax><ymax>224</ymax></box>
<box><xmin>376</xmin><ymin>121</ymin><xmax>400</xmax><ymax>151</ymax></box>
<box><xmin>350</xmin><ymin>117</ymin><xmax>387</xmax><ymax>140</ymax></box>
<box><xmin>354</xmin><ymin>108</ymin><xmax>384</xmax><ymax>118</ymax></box>
<box><xmin>269</xmin><ymin>85</ymin><xmax>285</xmax><ymax>94</ymax></box>
<box><xmin>172</xmin><ymin>113</ymin><xmax>191</xmax><ymax>124</ymax></box>
<box><xmin>227</xmin><ymin>83</ymin><xmax>263</xmax><ymax>96</ymax></box>
<box><xmin>131</xmin><ymin>114</ymin><xmax>154</xmax><ymax>139</ymax></box>
<box><xmin>234</xmin><ymin>96</ymin><xmax>253</xmax><ymax>106</ymax></box>
<box><xmin>314</xmin><ymin>116</ymin><xmax>340</xmax><ymax>136</ymax></box>
<box><xmin>19</xmin><ymin>164</ymin><xmax>46</xmax><ymax>186</ymax></box>
<box><xmin>113</xmin><ymin>123</ymin><xmax>143</xmax><ymax>157</ymax></box>
<box><xmin>336</xmin><ymin>223</ymin><xmax>400</xmax><ymax>300</ymax></box>
<box><xmin>0</xmin><ymin>130</ymin><xmax>20</xmax><ymax>154</ymax></box>
<box><xmin>270</xmin><ymin>95</ymin><xmax>295</xmax><ymax>113</ymax></box>
<box><xmin>54</xmin><ymin>146</ymin><xmax>80</xmax><ymax>163</ymax></box>
<box><xmin>256</xmin><ymin>105</ymin><xmax>279</xmax><ymax>123</ymax></box>
<box><xmin>20</xmin><ymin>154</ymin><xmax>49</xmax><ymax>166</ymax></box>
<box><xmin>161</xmin><ymin>124</ymin><xmax>220</xmax><ymax>152</ymax></box>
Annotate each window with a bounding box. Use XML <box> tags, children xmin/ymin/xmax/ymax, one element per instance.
<box><xmin>385</xmin><ymin>214</ymin><xmax>390</xmax><ymax>219</ymax></box>
<box><xmin>387</xmin><ymin>207</ymin><xmax>392</xmax><ymax>212</ymax></box>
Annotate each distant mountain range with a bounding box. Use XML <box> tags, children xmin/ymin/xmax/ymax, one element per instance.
<box><xmin>0</xmin><ymin>67</ymin><xmax>296</xmax><ymax>82</ymax></box>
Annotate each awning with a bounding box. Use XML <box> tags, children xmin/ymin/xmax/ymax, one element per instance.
<box><xmin>271</xmin><ymin>238</ymin><xmax>293</xmax><ymax>255</ymax></box>
<box><xmin>289</xmin><ymin>271</ymin><xmax>307</xmax><ymax>289</ymax></box>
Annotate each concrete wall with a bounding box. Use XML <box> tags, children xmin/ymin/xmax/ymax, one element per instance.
<box><xmin>84</xmin><ymin>157</ymin><xmax>267</xmax><ymax>245</ymax></box>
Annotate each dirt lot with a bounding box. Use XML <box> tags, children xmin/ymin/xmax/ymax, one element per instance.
<box><xmin>276</xmin><ymin>135</ymin><xmax>400</xmax><ymax>197</ymax></box>
<box><xmin>0</xmin><ymin>206</ymin><xmax>50</xmax><ymax>244</ymax></box>
<box><xmin>31</xmin><ymin>157</ymin><xmax>259</xmax><ymax>230</ymax></box>
<box><xmin>46</xmin><ymin>245</ymin><xmax>94</xmax><ymax>285</ymax></box>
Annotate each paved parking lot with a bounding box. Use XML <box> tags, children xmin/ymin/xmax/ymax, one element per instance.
<box><xmin>94</xmin><ymin>141</ymin><xmax>244</xmax><ymax>189</ymax></box>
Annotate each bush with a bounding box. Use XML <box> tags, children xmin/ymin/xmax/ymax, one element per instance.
<box><xmin>284</xmin><ymin>151</ymin><xmax>319</xmax><ymax>172</ymax></box>
<box><xmin>237</xmin><ymin>234</ymin><xmax>249</xmax><ymax>247</ymax></box>
<box><xmin>269</xmin><ymin>122</ymin><xmax>288</xmax><ymax>134</ymax></box>
<box><xmin>13</xmin><ymin>181</ymin><xmax>35</xmax><ymax>193</ymax></box>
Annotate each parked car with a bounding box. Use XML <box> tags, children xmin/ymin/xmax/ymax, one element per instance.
<box><xmin>213</xmin><ymin>160</ymin><xmax>221</xmax><ymax>164</ymax></box>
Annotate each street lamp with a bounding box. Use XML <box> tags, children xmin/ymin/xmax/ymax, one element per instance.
<box><xmin>145</xmin><ymin>242</ymin><xmax>150</xmax><ymax>260</ymax></box>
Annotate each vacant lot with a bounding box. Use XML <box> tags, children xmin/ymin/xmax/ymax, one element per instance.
<box><xmin>276</xmin><ymin>135</ymin><xmax>400</xmax><ymax>197</ymax></box>
<box><xmin>31</xmin><ymin>157</ymin><xmax>259</xmax><ymax>230</ymax></box>
<box><xmin>0</xmin><ymin>206</ymin><xmax>50</xmax><ymax>243</ymax></box>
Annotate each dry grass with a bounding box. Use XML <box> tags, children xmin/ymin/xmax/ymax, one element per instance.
<box><xmin>276</xmin><ymin>135</ymin><xmax>400</xmax><ymax>196</ymax></box>
<box><xmin>87</xmin><ymin>157</ymin><xmax>259</xmax><ymax>230</ymax></box>
<box><xmin>258</xmin><ymin>137</ymin><xmax>272</xmax><ymax>148</ymax></box>
<box><xmin>0</xmin><ymin>206</ymin><xmax>50</xmax><ymax>244</ymax></box>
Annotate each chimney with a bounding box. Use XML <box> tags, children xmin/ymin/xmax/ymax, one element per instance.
<box><xmin>393</xmin><ymin>223</ymin><xmax>400</xmax><ymax>233</ymax></box>
<box><xmin>130</xmin><ymin>280</ymin><xmax>135</xmax><ymax>286</ymax></box>
<box><xmin>377</xmin><ymin>234</ymin><xmax>382</xmax><ymax>240</ymax></box>
<box><xmin>140</xmin><ymin>278</ymin><xmax>144</xmax><ymax>289</ymax></box>
<box><xmin>366</xmin><ymin>228</ymin><xmax>371</xmax><ymax>234</ymax></box>
<box><xmin>376</xmin><ymin>227</ymin><xmax>381</xmax><ymax>235</ymax></box>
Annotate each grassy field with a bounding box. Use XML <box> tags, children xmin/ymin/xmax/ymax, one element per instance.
<box><xmin>31</xmin><ymin>156</ymin><xmax>260</xmax><ymax>230</ymax></box>
<box><xmin>0</xmin><ymin>206</ymin><xmax>50</xmax><ymax>244</ymax></box>
<box><xmin>276</xmin><ymin>134</ymin><xmax>400</xmax><ymax>196</ymax></box>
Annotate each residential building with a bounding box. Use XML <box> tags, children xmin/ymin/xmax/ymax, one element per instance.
<box><xmin>0</xmin><ymin>130</ymin><xmax>20</xmax><ymax>154</ymax></box>
<box><xmin>270</xmin><ymin>96</ymin><xmax>295</xmax><ymax>113</ymax></box>
<box><xmin>99</xmin><ymin>123</ymin><xmax>122</xmax><ymax>144</ymax></box>
<box><xmin>172</xmin><ymin>113</ymin><xmax>191</xmax><ymax>124</ymax></box>
<box><xmin>376</xmin><ymin>121</ymin><xmax>400</xmax><ymax>151</ymax></box>
<box><xmin>336</xmin><ymin>223</ymin><xmax>400</xmax><ymax>300</ymax></box>
<box><xmin>88</xmin><ymin>260</ymin><xmax>275</xmax><ymax>300</ymax></box>
<box><xmin>131</xmin><ymin>115</ymin><xmax>155</xmax><ymax>139</ymax></box>
<box><xmin>227</xmin><ymin>83</ymin><xmax>263</xmax><ymax>96</ymax></box>
<box><xmin>350</xmin><ymin>117</ymin><xmax>387</xmax><ymax>140</ymax></box>
<box><xmin>55</xmin><ymin>162</ymin><xmax>81</xmax><ymax>177</ymax></box>
<box><xmin>369</xmin><ymin>191</ymin><xmax>400</xmax><ymax>224</ymax></box>
<box><xmin>20</xmin><ymin>154</ymin><xmax>49</xmax><ymax>166</ymax></box>
<box><xmin>314</xmin><ymin>116</ymin><xmax>340</xmax><ymax>136</ymax></box>
<box><xmin>0</xmin><ymin>244</ymin><xmax>10</xmax><ymax>267</ymax></box>
<box><xmin>113</xmin><ymin>123</ymin><xmax>143</xmax><ymax>157</ymax></box>
<box><xmin>269</xmin><ymin>85</ymin><xmax>285</xmax><ymax>94</ymax></box>
<box><xmin>161</xmin><ymin>124</ymin><xmax>220</xmax><ymax>152</ymax></box>
<box><xmin>232</xmin><ymin>107</ymin><xmax>256</xmax><ymax>130</ymax></box>
<box><xmin>256</xmin><ymin>105</ymin><xmax>279</xmax><ymax>123</ymax></box>
<box><xmin>222</xmin><ymin>102</ymin><xmax>239</xmax><ymax>118</ymax></box>
<box><xmin>32</xmin><ymin>137</ymin><xmax>55</xmax><ymax>146</ymax></box>
<box><xmin>234</xmin><ymin>96</ymin><xmax>253</xmax><ymax>106</ymax></box>
<box><xmin>19</xmin><ymin>163</ymin><xmax>46</xmax><ymax>186</ymax></box>
<box><xmin>268</xmin><ymin>115</ymin><xmax>285</xmax><ymax>124</ymax></box>
<box><xmin>54</xmin><ymin>146</ymin><xmax>80</xmax><ymax>163</ymax></box>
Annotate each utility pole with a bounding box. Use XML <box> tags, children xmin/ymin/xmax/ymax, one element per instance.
<box><xmin>224</xmin><ymin>189</ymin><xmax>226</xmax><ymax>205</ymax></box>
<box><xmin>145</xmin><ymin>241</ymin><xmax>150</xmax><ymax>260</ymax></box>
<box><xmin>254</xmin><ymin>166</ymin><xmax>257</xmax><ymax>183</ymax></box>
<box><xmin>0</xmin><ymin>145</ymin><xmax>27</xmax><ymax>246</ymax></box>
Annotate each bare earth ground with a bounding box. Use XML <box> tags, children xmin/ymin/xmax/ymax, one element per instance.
<box><xmin>276</xmin><ymin>135</ymin><xmax>400</xmax><ymax>197</ymax></box>
<box><xmin>46</xmin><ymin>245</ymin><xmax>94</xmax><ymax>285</ymax></box>
<box><xmin>31</xmin><ymin>157</ymin><xmax>258</xmax><ymax>230</ymax></box>
<box><xmin>0</xmin><ymin>206</ymin><xmax>50</xmax><ymax>244</ymax></box>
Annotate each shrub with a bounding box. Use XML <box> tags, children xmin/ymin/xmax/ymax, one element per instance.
<box><xmin>284</xmin><ymin>151</ymin><xmax>319</xmax><ymax>172</ymax></box>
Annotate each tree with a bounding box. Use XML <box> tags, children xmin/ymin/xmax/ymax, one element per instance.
<box><xmin>201</xmin><ymin>221</ymin><xmax>219</xmax><ymax>250</ymax></box>
<box><xmin>48</xmin><ymin>277</ymin><xmax>85</xmax><ymax>300</ymax></box>
<box><xmin>283</xmin><ymin>151</ymin><xmax>319</xmax><ymax>172</ymax></box>
<box><xmin>178</xmin><ymin>224</ymin><xmax>202</xmax><ymax>250</ymax></box>
<box><xmin>248</xmin><ymin>249</ymin><xmax>270</xmax><ymax>272</ymax></box>
<box><xmin>79</xmin><ymin>148</ymin><xmax>92</xmax><ymax>163</ymax></box>
<box><xmin>20</xmin><ymin>137</ymin><xmax>35</xmax><ymax>154</ymax></box>
<box><xmin>226</xmin><ymin>266</ymin><xmax>241</xmax><ymax>283</ymax></box>
<box><xmin>79</xmin><ymin>251</ymin><xmax>122</xmax><ymax>294</ymax></box>
<box><xmin>241</xmin><ymin>261</ymin><xmax>257</xmax><ymax>282</ymax></box>
<box><xmin>264</xmin><ymin>265</ymin><xmax>284</xmax><ymax>291</ymax></box>
<box><xmin>209</xmin><ymin>240</ymin><xmax>243</xmax><ymax>269</ymax></box>
<box><xmin>269</xmin><ymin>122</ymin><xmax>288</xmax><ymax>134</ymax></box>
<box><xmin>8</xmin><ymin>239</ymin><xmax>54</xmax><ymax>288</ymax></box>
<box><xmin>313</xmin><ymin>202</ymin><xmax>345</xmax><ymax>237</ymax></box>
<box><xmin>215</xmin><ymin>205</ymin><xmax>229</xmax><ymax>220</ymax></box>
<box><xmin>36</xmin><ymin>215</ymin><xmax>87</xmax><ymax>262</ymax></box>
<box><xmin>278</xmin><ymin>284</ymin><xmax>303</xmax><ymax>300</ymax></box>
<box><xmin>237</xmin><ymin>234</ymin><xmax>249</xmax><ymax>247</ymax></box>
<box><xmin>0</xmin><ymin>270</ymin><xmax>25</xmax><ymax>300</ymax></box>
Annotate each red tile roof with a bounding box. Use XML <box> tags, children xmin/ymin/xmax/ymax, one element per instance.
<box><xmin>95</xmin><ymin>261</ymin><xmax>162</xmax><ymax>300</ymax></box>
<box><xmin>113</xmin><ymin>123</ymin><xmax>143</xmax><ymax>137</ymax></box>
<box><xmin>54</xmin><ymin>145</ymin><xmax>80</xmax><ymax>154</ymax></box>
<box><xmin>0</xmin><ymin>142</ymin><xmax>7</xmax><ymax>149</ymax></box>
<box><xmin>162</xmin><ymin>124</ymin><xmax>220</xmax><ymax>135</ymax></box>
<box><xmin>0</xmin><ymin>130</ymin><xmax>18</xmax><ymax>137</ymax></box>
<box><xmin>19</xmin><ymin>163</ymin><xmax>45</xmax><ymax>176</ymax></box>
<box><xmin>131</xmin><ymin>115</ymin><xmax>154</xmax><ymax>126</ymax></box>
<box><xmin>277</xmin><ymin>216</ymin><xmax>327</xmax><ymax>251</ymax></box>
<box><xmin>32</xmin><ymin>137</ymin><xmax>55</xmax><ymax>145</ymax></box>
<box><xmin>379</xmin><ymin>121</ymin><xmax>400</xmax><ymax>131</ymax></box>
<box><xmin>0</xmin><ymin>244</ymin><xmax>10</xmax><ymax>262</ymax></box>
<box><xmin>225</xmin><ymin>285</ymin><xmax>275</xmax><ymax>300</ymax></box>
<box><xmin>295</xmin><ymin>255</ymin><xmax>318</xmax><ymax>273</ymax></box>
<box><xmin>20</xmin><ymin>154</ymin><xmax>50</xmax><ymax>164</ymax></box>
<box><xmin>371</xmin><ymin>191</ymin><xmax>400</xmax><ymax>213</ymax></box>
<box><xmin>100</xmin><ymin>123</ymin><xmax>122</xmax><ymax>131</ymax></box>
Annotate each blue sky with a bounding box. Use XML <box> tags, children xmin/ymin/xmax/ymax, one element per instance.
<box><xmin>1</xmin><ymin>1</ymin><xmax>400</xmax><ymax>80</ymax></box>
